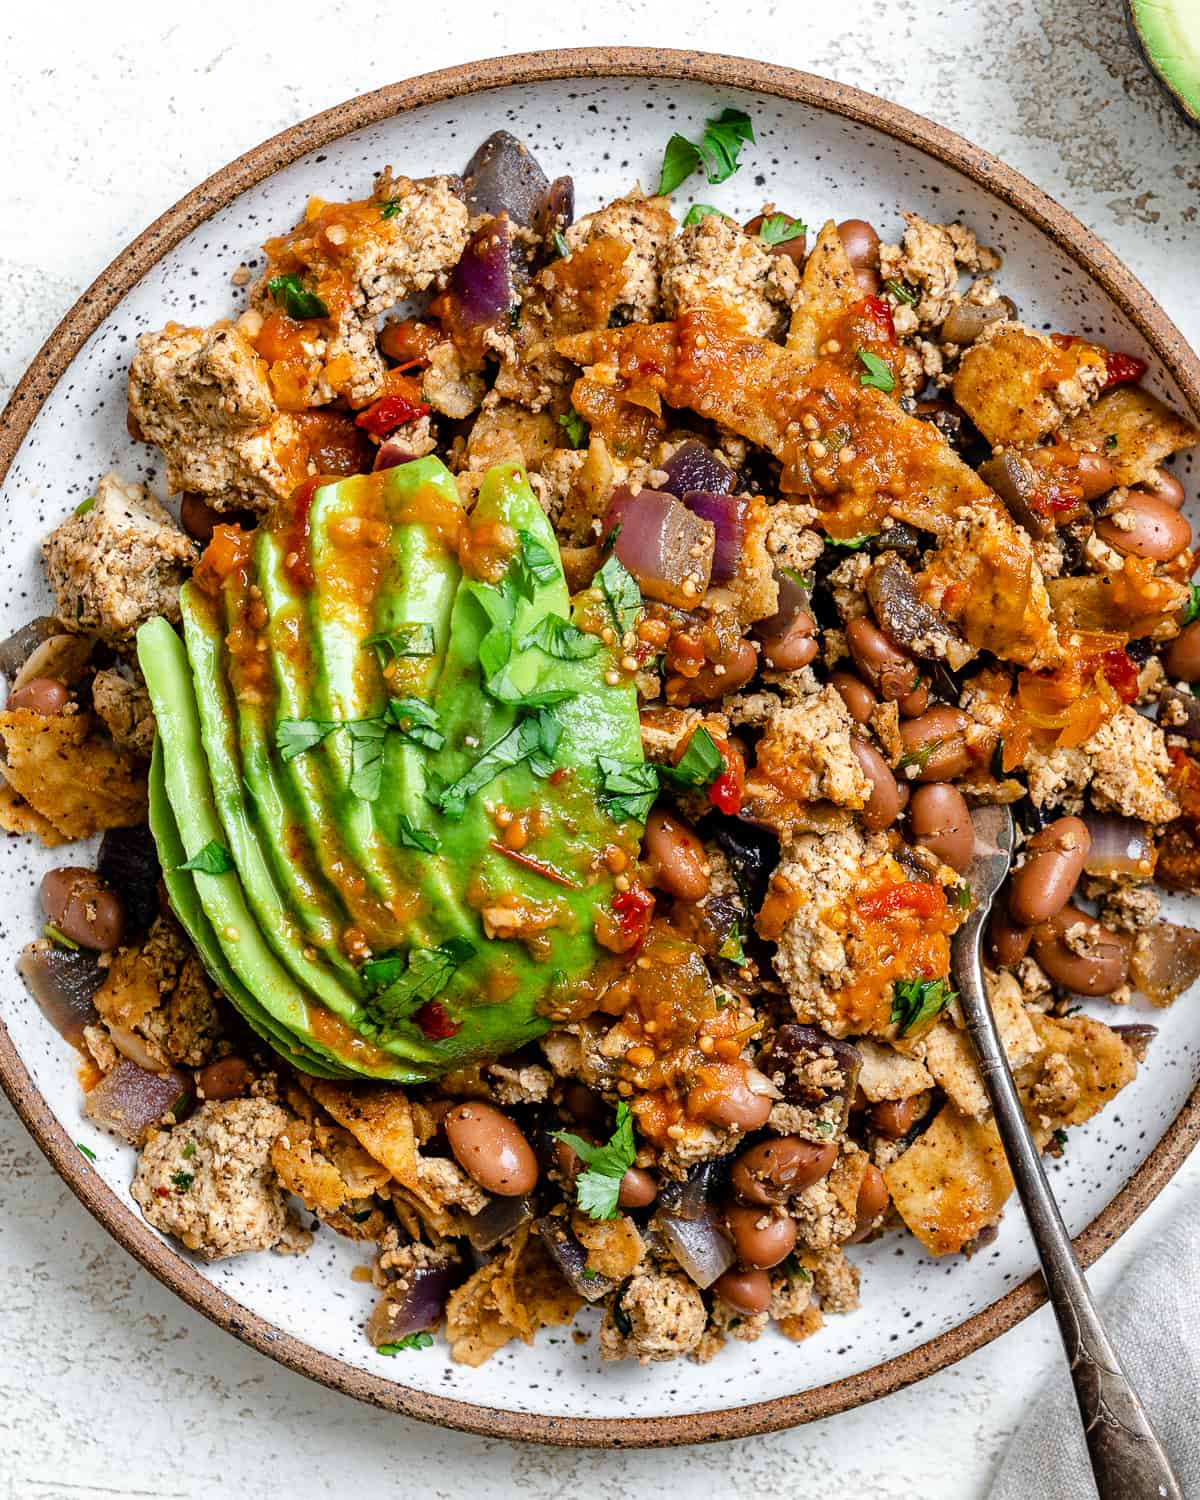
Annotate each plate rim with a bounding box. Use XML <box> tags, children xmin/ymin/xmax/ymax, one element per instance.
<box><xmin>1</xmin><ymin>45</ymin><xmax>1198</xmax><ymax>1448</ymax></box>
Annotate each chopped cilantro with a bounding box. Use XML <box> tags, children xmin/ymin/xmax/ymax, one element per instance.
<box><xmin>595</xmin><ymin>552</ymin><xmax>642</xmax><ymax>637</ymax></box>
<box><xmin>552</xmin><ymin>1101</ymin><xmax>637</xmax><ymax>1220</ymax></box>
<box><xmin>656</xmin><ymin>107</ymin><xmax>756</xmax><ymax>195</ymax></box>
<box><xmin>515</xmin><ymin>530</ymin><xmax>560</xmax><ymax>591</ymax></box>
<box><xmin>76</xmin><ymin>1142</ymin><xmax>97</xmax><ymax>1162</ymax></box>
<box><xmin>43</xmin><ymin>923</ymin><xmax>79</xmax><ymax>951</ymax></box>
<box><xmin>1105</xmin><ymin>432</ymin><xmax>1118</xmax><ymax>449</ymax></box>
<box><xmin>758</xmin><ymin>213</ymin><xmax>806</xmax><ymax>247</ymax></box>
<box><xmin>276</xmin><ymin>717</ymin><xmax>340</xmax><ymax>761</ymax></box>
<box><xmin>660</xmin><ymin>726</ymin><xmax>723</xmax><ymax>789</ymax></box>
<box><xmin>396</xmin><ymin>813</ymin><xmax>440</xmax><ymax>853</ymax></box>
<box><xmin>558</xmin><ymin>410</ymin><xmax>588</xmax><ymax>448</ymax></box>
<box><xmin>596</xmin><ymin>756</ymin><xmax>659</xmax><ymax>824</ymax></box>
<box><xmin>824</xmin><ymin>533</ymin><xmax>878</xmax><ymax>551</ymax></box>
<box><xmin>361</xmin><ymin>937</ymin><xmax>475</xmax><ymax>1032</ymax></box>
<box><xmin>181</xmin><ymin>1141</ymin><xmax>196</xmax><ymax>1160</ymax></box>
<box><xmin>377</xmin><ymin>1331</ymin><xmax>434</xmax><ymax>1354</ymax></box>
<box><xmin>386</xmin><ymin>697</ymin><xmax>445</xmax><ymax>752</ymax></box>
<box><xmin>891</xmin><ymin>977</ymin><xmax>956</xmax><ymax>1037</ymax></box>
<box><xmin>432</xmin><ymin>710</ymin><xmax>562</xmax><ymax>819</ymax></box>
<box><xmin>73</xmin><ymin>495</ymin><xmax>96</xmax><ymax>518</ymax></box>
<box><xmin>897</xmin><ymin>737</ymin><xmax>943</xmax><ymax>773</ymax></box>
<box><xmin>177</xmin><ymin>840</ymin><xmax>234</xmax><ymax>876</ymax></box>
<box><xmin>346</xmin><ymin>719</ymin><xmax>388</xmax><ymax>802</ymax></box>
<box><xmin>782</xmin><ymin>1253</ymin><xmax>812</xmax><ymax>1283</ymax></box>
<box><xmin>581</xmin><ymin>1266</ymin><xmax>600</xmax><ymax>1281</ymax></box>
<box><xmin>717</xmin><ymin>926</ymin><xmax>747</xmax><ymax>966</ymax></box>
<box><xmin>170</xmin><ymin>1171</ymin><xmax>194</xmax><ymax>1191</ymax></box>
<box><xmin>553</xmin><ymin>229</ymin><xmax>570</xmax><ymax>259</ymax></box>
<box><xmin>813</xmin><ymin>1119</ymin><xmax>835</xmax><ymax>1136</ymax></box>
<box><xmin>953</xmin><ymin>884</ymin><xmax>972</xmax><ymax>911</ymax></box>
<box><xmin>520</xmin><ymin>614</ymin><xmax>602</xmax><ymax>661</ymax></box>
<box><xmin>380</xmin><ymin>199</ymin><xmax>404</xmax><ymax>219</ymax></box>
<box><xmin>683</xmin><ymin>203</ymin><xmax>730</xmax><ymax>227</ymax></box>
<box><xmin>857</xmin><ymin>349</ymin><xmax>896</xmax><ymax>393</ymax></box>
<box><xmin>1183</xmin><ymin>584</ymin><xmax>1200</xmax><ymax>627</ymax></box>
<box><xmin>884</xmin><ymin>278</ymin><xmax>918</xmax><ymax>306</ymax></box>
<box><xmin>364</xmin><ymin>623</ymin><xmax>436</xmax><ymax>664</ymax></box>
<box><xmin>1053</xmin><ymin>1127</ymin><xmax>1069</xmax><ymax>1149</ymax></box>
<box><xmin>267</xmin><ymin>272</ymin><xmax>329</xmax><ymax>320</ymax></box>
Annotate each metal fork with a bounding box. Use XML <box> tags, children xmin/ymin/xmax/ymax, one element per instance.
<box><xmin>951</xmin><ymin>804</ymin><xmax>1182</xmax><ymax>1500</ymax></box>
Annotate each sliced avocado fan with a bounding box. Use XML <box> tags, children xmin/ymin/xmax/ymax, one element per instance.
<box><xmin>1128</xmin><ymin>0</ymin><xmax>1200</xmax><ymax>126</ymax></box>
<box><xmin>138</xmin><ymin>458</ymin><xmax>646</xmax><ymax>1081</ymax></box>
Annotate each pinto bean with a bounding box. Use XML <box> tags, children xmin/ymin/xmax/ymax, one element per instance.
<box><xmin>1096</xmin><ymin>493</ymin><xmax>1192</xmax><ymax>562</ymax></box>
<box><xmin>40</xmin><ymin>867</ymin><xmax>126</xmax><ymax>951</ymax></box>
<box><xmin>644</xmin><ymin>808</ymin><xmax>710</xmax><ymax>902</ymax></box>
<box><xmin>987</xmin><ymin>905</ymin><xmax>1033</xmax><ymax>967</ymax></box>
<box><xmin>730</xmin><ymin>1136</ymin><xmax>838</xmax><ymax>1205</ymax></box>
<box><xmin>1030</xmin><ymin>905</ymin><xmax>1128</xmax><ymax>996</ymax></box>
<box><xmin>617</xmin><ymin>1167</ymin><xmax>658</xmax><ymax>1209</ymax></box>
<box><xmin>1141</xmin><ymin>467</ymin><xmax>1186</xmax><ymax>509</ymax></box>
<box><xmin>712</xmin><ymin>1267</ymin><xmax>773</xmax><ymax>1314</ymax></box>
<box><xmin>846</xmin><ymin>617</ymin><xmax>921</xmax><ymax>701</ymax></box>
<box><xmin>760</xmin><ymin>610</ymin><xmax>818</xmax><ymax>671</ymax></box>
<box><xmin>1075</xmin><ymin>451</ymin><xmax>1117</xmax><ymax>501</ymax></box>
<box><xmin>851</xmin><ymin>738</ymin><xmax>903</xmax><ymax>831</ymax></box>
<box><xmin>1008</xmin><ymin>815</ymin><xmax>1090</xmax><ymax>927</ymax></box>
<box><xmin>1165</xmin><ymin>620</ymin><xmax>1200</xmax><ymax>683</ymax></box>
<box><xmin>870</xmin><ymin>1096</ymin><xmax>918</xmax><ymax>1139</ymax></box>
<box><xmin>744</xmin><ymin>214</ymin><xmax>807</xmax><ymax>268</ymax></box>
<box><xmin>908</xmin><ymin>783</ymin><xmax>974</xmax><ymax>871</ymax></box>
<box><xmin>837</xmin><ymin>219</ymin><xmax>880</xmax><ymax>269</ymax></box>
<box><xmin>688</xmin><ymin>1065</ymin><xmax>774</xmax><ymax>1131</ymax></box>
<box><xmin>831</xmin><ymin>670</ymin><xmax>878</xmax><ymax>725</ymax></box>
<box><xmin>444</xmin><ymin>1102</ymin><xmax>539</xmax><ymax>1196</ymax></box>
<box><xmin>196</xmin><ymin>1055</ymin><xmax>253</xmax><ymax>1102</ymax></box>
<box><xmin>8</xmin><ymin>677</ymin><xmax>70</xmax><ymax>715</ymax></box>
<box><xmin>897</xmin><ymin>679</ymin><xmax>931</xmax><ymax>718</ymax></box>
<box><xmin>898</xmin><ymin>707</ymin><xmax>972</xmax><ymax>782</ymax></box>
<box><xmin>725</xmin><ymin>1203</ymin><xmax>798</xmax><ymax>1269</ymax></box>
<box><xmin>847</xmin><ymin>1164</ymin><xmax>890</xmax><ymax>1243</ymax></box>
<box><xmin>180</xmin><ymin>494</ymin><xmax>221</xmax><ymax>544</ymax></box>
<box><xmin>666</xmin><ymin>638</ymin><xmax>758</xmax><ymax>706</ymax></box>
<box><xmin>853</xmin><ymin>267</ymin><xmax>881</xmax><ymax>296</ymax></box>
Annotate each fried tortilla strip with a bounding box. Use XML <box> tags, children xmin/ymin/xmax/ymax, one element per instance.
<box><xmin>445</xmin><ymin>1223</ymin><xmax>582</xmax><ymax>1366</ymax></box>
<box><xmin>1062</xmin><ymin>386</ymin><xmax>1199</xmax><ymax>487</ymax></box>
<box><xmin>1047</xmin><ymin>557</ymin><xmax>1190</xmax><ymax>642</ymax></box>
<box><xmin>557</xmin><ymin>310</ymin><xmax>1062</xmax><ymax>667</ymax></box>
<box><xmin>1017</xmin><ymin>1011</ymin><xmax>1137</xmax><ymax>1141</ymax></box>
<box><xmin>0</xmin><ymin>709</ymin><xmax>146</xmax><ymax>840</ymax></box>
<box><xmin>0</xmin><ymin>776</ymin><xmax>68</xmax><ymax>846</ymax></box>
<box><xmin>952</xmin><ymin>324</ymin><xmax>1107</xmax><ymax>448</ymax></box>
<box><xmin>884</xmin><ymin>1104</ymin><xmax>1013</xmax><ymax>1256</ymax></box>
<box><xmin>307</xmin><ymin>1079</ymin><xmax>425</xmax><ymax>1200</ymax></box>
<box><xmin>786</xmin><ymin>219</ymin><xmax>863</xmax><ymax>359</ymax></box>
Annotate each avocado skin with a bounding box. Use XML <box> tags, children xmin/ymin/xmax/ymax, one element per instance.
<box><xmin>1127</xmin><ymin>0</ymin><xmax>1200</xmax><ymax>127</ymax></box>
<box><xmin>145</xmin><ymin>460</ymin><xmax>645</xmax><ymax>1081</ymax></box>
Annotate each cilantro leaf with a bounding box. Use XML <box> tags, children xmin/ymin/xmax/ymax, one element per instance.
<box><xmin>1105</xmin><ymin>432</ymin><xmax>1119</xmax><ymax>450</ymax></box>
<box><xmin>824</xmin><ymin>533</ymin><xmax>878</xmax><ymax>552</ymax></box>
<box><xmin>520</xmin><ymin>614</ymin><xmax>602</xmax><ymax>661</ymax></box>
<box><xmin>595</xmin><ymin>553</ymin><xmax>642</xmax><ymax>637</ymax></box>
<box><xmin>380</xmin><ymin>199</ymin><xmax>404</xmax><ymax>220</ymax></box>
<box><xmin>659</xmin><ymin>726</ymin><xmax>723</xmax><ymax>789</ymax></box>
<box><xmin>657</xmin><ymin>108</ymin><xmax>755</xmax><ymax>195</ymax></box>
<box><xmin>517</xmin><ymin>531</ymin><xmax>560</xmax><ymax>589</ymax></box>
<box><xmin>347</xmin><ymin>718</ymin><xmax>388</xmax><ymax>801</ymax></box>
<box><xmin>718</xmin><ymin>925</ymin><xmax>747</xmax><ymax>966</ymax></box>
<box><xmin>857</xmin><ymin>349</ymin><xmax>896</xmax><ymax>393</ymax></box>
<box><xmin>177</xmin><ymin>840</ymin><xmax>234</xmax><ymax>875</ymax></box>
<box><xmin>276</xmin><ymin>718</ymin><xmax>340</xmax><ymax>761</ymax></box>
<box><xmin>552</xmin><ymin>1102</ymin><xmax>637</xmax><ymax>1220</ymax></box>
<box><xmin>558</xmin><ymin>409</ymin><xmax>588</xmax><ymax>448</ymax></box>
<box><xmin>363</xmin><ymin>623</ymin><xmax>435</xmax><ymax>665</ymax></box>
<box><xmin>553</xmin><ymin>229</ymin><xmax>570</xmax><ymax>259</ymax></box>
<box><xmin>1183</xmin><ymin>583</ymin><xmax>1200</xmax><ymax>627</ymax></box>
<box><xmin>267</xmin><ymin>273</ymin><xmax>329</xmax><ymax>320</ymax></box>
<box><xmin>683</xmin><ymin>203</ymin><xmax>729</xmax><ymax>227</ymax></box>
<box><xmin>170</xmin><ymin>1171</ymin><xmax>194</xmax><ymax>1191</ymax></box>
<box><xmin>73</xmin><ymin>495</ymin><xmax>96</xmax><ymax>518</ymax></box>
<box><xmin>378</xmin><ymin>1332</ymin><xmax>435</xmax><ymax>1355</ymax></box>
<box><xmin>597</xmin><ymin>755</ymin><xmax>658</xmax><ymax>824</ymax></box>
<box><xmin>432</xmin><ymin>709</ymin><xmax>562</xmax><ymax>819</ymax></box>
<box><xmin>386</xmin><ymin>697</ymin><xmax>445</xmax><ymax>751</ymax></box>
<box><xmin>757</xmin><ymin>213</ymin><xmax>806</xmax><ymax>247</ymax></box>
<box><xmin>897</xmin><ymin>737</ymin><xmax>943</xmax><ymax>773</ymax></box>
<box><xmin>884</xmin><ymin>278</ymin><xmax>918</xmax><ymax>306</ymax></box>
<box><xmin>76</xmin><ymin>1141</ymin><xmax>97</xmax><ymax>1162</ymax></box>
<box><xmin>657</xmin><ymin>133</ymin><xmax>706</xmax><ymax>195</ymax></box>
<box><xmin>362</xmin><ymin>937</ymin><xmax>475</xmax><ymax>1032</ymax></box>
<box><xmin>890</xmin><ymin>977</ymin><xmax>955</xmax><ymax>1037</ymax></box>
<box><xmin>396</xmin><ymin>814</ymin><xmax>440</xmax><ymax>853</ymax></box>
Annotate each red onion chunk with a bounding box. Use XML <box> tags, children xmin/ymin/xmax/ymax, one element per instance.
<box><xmin>1130</xmin><ymin>920</ymin><xmax>1200</xmax><ymax>1006</ymax></box>
<box><xmin>535</xmin><ymin>1213</ymin><xmax>617</xmax><ymax>1301</ymax></box>
<box><xmin>84</xmin><ymin>1059</ymin><xmax>192</xmax><ymax>1145</ymax></box>
<box><xmin>373</xmin><ymin>437</ymin><xmax>420</xmax><ymax>472</ymax></box>
<box><xmin>464</xmin><ymin>131</ymin><xmax>550</xmax><ymax>226</ymax></box>
<box><xmin>464</xmin><ymin>1193</ymin><xmax>535</xmax><ymax>1253</ymax></box>
<box><xmin>755</xmin><ymin>568</ymin><xmax>810</xmax><ymax>642</ymax></box>
<box><xmin>656</xmin><ymin>1160</ymin><xmax>717</xmax><ymax>1221</ymax></box>
<box><xmin>368</xmin><ymin>1259</ymin><xmax>461</xmax><ymax>1345</ymax></box>
<box><xmin>18</xmin><ymin>943</ymin><xmax>103</xmax><ymax>1046</ymax></box>
<box><xmin>603</xmin><ymin>489</ymin><xmax>715</xmax><ymax>608</ymax></box>
<box><xmin>661</xmin><ymin>441</ymin><xmax>735</xmax><ymax>497</ymax></box>
<box><xmin>447</xmin><ymin>215</ymin><xmax>514</xmax><ymax>337</ymax></box>
<box><xmin>657</xmin><ymin>1211</ymin><xmax>735</xmax><ymax>1288</ymax></box>
<box><xmin>683</xmin><ymin>492</ymin><xmax>747</xmax><ymax>581</ymax></box>
<box><xmin>0</xmin><ymin>617</ymin><xmax>58</xmax><ymax>682</ymax></box>
<box><xmin>1082</xmin><ymin>812</ymin><xmax>1154</xmax><ymax>879</ymax></box>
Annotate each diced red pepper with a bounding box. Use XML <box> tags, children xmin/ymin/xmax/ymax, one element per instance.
<box><xmin>1102</xmin><ymin>350</ymin><xmax>1148</xmax><ymax>391</ymax></box>
<box><xmin>708</xmin><ymin>768</ymin><xmax>743</xmax><ymax>815</ymax></box>
<box><xmin>413</xmin><ymin>1001</ymin><xmax>460</xmax><ymax>1039</ymax></box>
<box><xmin>613</xmin><ymin>886</ymin><xmax>655</xmax><ymax>951</ymax></box>
<box><xmin>1100</xmin><ymin>648</ymin><xmax>1139</xmax><ymax>704</ymax></box>
<box><xmin>354</xmin><ymin>392</ymin><xmax>431</xmax><ymax>437</ymax></box>
<box><xmin>857</xmin><ymin>880</ymin><xmax>942</xmax><ymax>921</ymax></box>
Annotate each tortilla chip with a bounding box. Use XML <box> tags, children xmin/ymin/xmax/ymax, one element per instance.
<box><xmin>0</xmin><ymin>775</ymin><xmax>68</xmax><ymax>845</ymax></box>
<box><xmin>0</xmin><ymin>708</ymin><xmax>146</xmax><ymax>840</ymax></box>
<box><xmin>445</xmin><ymin>1224</ymin><xmax>582</xmax><ymax>1366</ymax></box>
<box><xmin>884</xmin><ymin>1104</ymin><xmax>1014</xmax><ymax>1256</ymax></box>
<box><xmin>307</xmin><ymin>1080</ymin><xmax>423</xmax><ymax>1197</ymax></box>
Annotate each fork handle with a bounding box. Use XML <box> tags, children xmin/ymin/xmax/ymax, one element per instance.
<box><xmin>954</xmin><ymin>925</ymin><xmax>1183</xmax><ymax>1500</ymax></box>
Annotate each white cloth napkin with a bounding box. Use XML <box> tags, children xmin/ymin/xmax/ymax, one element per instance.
<box><xmin>987</xmin><ymin>1187</ymin><xmax>1200</xmax><ymax>1499</ymax></box>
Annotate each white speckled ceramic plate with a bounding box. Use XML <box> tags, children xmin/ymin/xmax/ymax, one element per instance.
<box><xmin>1</xmin><ymin>50</ymin><xmax>1198</xmax><ymax>1447</ymax></box>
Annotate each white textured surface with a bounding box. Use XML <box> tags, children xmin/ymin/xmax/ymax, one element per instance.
<box><xmin>1</xmin><ymin>2</ymin><xmax>1198</xmax><ymax>1496</ymax></box>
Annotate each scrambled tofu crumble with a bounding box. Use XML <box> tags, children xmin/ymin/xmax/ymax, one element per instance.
<box><xmin>15</xmin><ymin>119</ymin><xmax>1200</xmax><ymax>1374</ymax></box>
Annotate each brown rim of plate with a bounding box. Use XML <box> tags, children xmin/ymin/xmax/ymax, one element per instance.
<box><xmin>1</xmin><ymin>46</ymin><xmax>1198</xmax><ymax>1449</ymax></box>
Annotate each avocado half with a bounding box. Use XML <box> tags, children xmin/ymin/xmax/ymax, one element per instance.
<box><xmin>138</xmin><ymin>458</ymin><xmax>645</xmax><ymax>1082</ymax></box>
<box><xmin>1128</xmin><ymin>0</ymin><xmax>1200</xmax><ymax>127</ymax></box>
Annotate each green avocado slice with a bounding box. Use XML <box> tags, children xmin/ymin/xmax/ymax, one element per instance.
<box><xmin>1129</xmin><ymin>0</ymin><xmax>1200</xmax><ymax>126</ymax></box>
<box><xmin>179</xmin><ymin>583</ymin><xmax>370</xmax><ymax>1020</ymax></box>
<box><xmin>148</xmin><ymin>740</ymin><xmax>353</xmax><ymax>1079</ymax></box>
